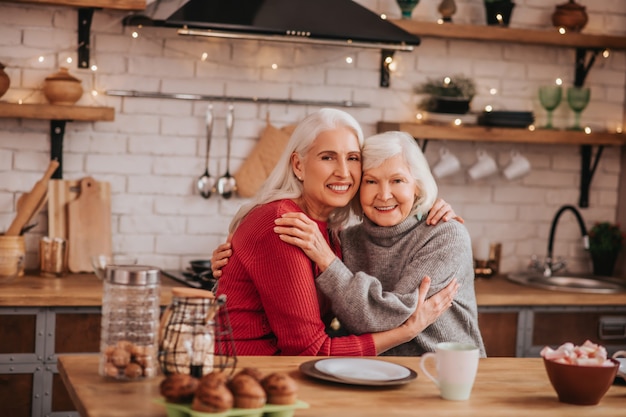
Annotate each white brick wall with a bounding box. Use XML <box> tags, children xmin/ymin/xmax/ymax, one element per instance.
<box><xmin>0</xmin><ymin>0</ymin><xmax>625</xmax><ymax>277</ymax></box>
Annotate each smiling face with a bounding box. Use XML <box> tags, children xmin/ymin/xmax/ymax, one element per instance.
<box><xmin>291</xmin><ymin>127</ymin><xmax>362</xmax><ymax>221</ymax></box>
<box><xmin>360</xmin><ymin>154</ymin><xmax>419</xmax><ymax>227</ymax></box>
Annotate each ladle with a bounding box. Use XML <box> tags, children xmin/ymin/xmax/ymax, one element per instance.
<box><xmin>217</xmin><ymin>105</ymin><xmax>237</xmax><ymax>199</ymax></box>
<box><xmin>196</xmin><ymin>105</ymin><xmax>215</xmax><ymax>198</ymax></box>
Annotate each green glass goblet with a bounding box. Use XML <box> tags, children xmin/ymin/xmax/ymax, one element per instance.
<box><xmin>538</xmin><ymin>86</ymin><xmax>562</xmax><ymax>129</ymax></box>
<box><xmin>396</xmin><ymin>0</ymin><xmax>420</xmax><ymax>19</ymax></box>
<box><xmin>566</xmin><ymin>86</ymin><xmax>590</xmax><ymax>131</ymax></box>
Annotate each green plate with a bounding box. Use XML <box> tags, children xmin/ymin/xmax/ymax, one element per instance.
<box><xmin>154</xmin><ymin>398</ymin><xmax>309</xmax><ymax>417</ymax></box>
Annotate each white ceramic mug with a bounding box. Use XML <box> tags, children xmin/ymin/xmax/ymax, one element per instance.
<box><xmin>468</xmin><ymin>150</ymin><xmax>497</xmax><ymax>180</ymax></box>
<box><xmin>432</xmin><ymin>147</ymin><xmax>461</xmax><ymax>178</ymax></box>
<box><xmin>612</xmin><ymin>350</ymin><xmax>626</xmax><ymax>380</ymax></box>
<box><xmin>420</xmin><ymin>342</ymin><xmax>480</xmax><ymax>401</ymax></box>
<box><xmin>503</xmin><ymin>150</ymin><xmax>531</xmax><ymax>180</ymax></box>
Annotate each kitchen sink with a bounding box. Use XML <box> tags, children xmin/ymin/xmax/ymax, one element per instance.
<box><xmin>507</xmin><ymin>272</ymin><xmax>626</xmax><ymax>294</ymax></box>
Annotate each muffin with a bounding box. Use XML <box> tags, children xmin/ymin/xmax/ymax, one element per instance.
<box><xmin>192</xmin><ymin>371</ymin><xmax>234</xmax><ymax>413</ymax></box>
<box><xmin>159</xmin><ymin>373</ymin><xmax>199</xmax><ymax>403</ymax></box>
<box><xmin>261</xmin><ymin>372</ymin><xmax>298</xmax><ymax>405</ymax></box>
<box><xmin>229</xmin><ymin>374</ymin><xmax>267</xmax><ymax>409</ymax></box>
<box><xmin>234</xmin><ymin>367</ymin><xmax>265</xmax><ymax>382</ymax></box>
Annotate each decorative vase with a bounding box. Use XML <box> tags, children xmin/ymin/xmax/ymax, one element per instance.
<box><xmin>396</xmin><ymin>0</ymin><xmax>420</xmax><ymax>19</ymax></box>
<box><xmin>43</xmin><ymin>67</ymin><xmax>83</xmax><ymax>105</ymax></box>
<box><xmin>0</xmin><ymin>62</ymin><xmax>10</xmax><ymax>99</ymax></box>
<box><xmin>552</xmin><ymin>0</ymin><xmax>588</xmax><ymax>32</ymax></box>
<box><xmin>591</xmin><ymin>250</ymin><xmax>619</xmax><ymax>277</ymax></box>
<box><xmin>438</xmin><ymin>0</ymin><xmax>457</xmax><ymax>22</ymax></box>
<box><xmin>484</xmin><ymin>1</ymin><xmax>515</xmax><ymax>26</ymax></box>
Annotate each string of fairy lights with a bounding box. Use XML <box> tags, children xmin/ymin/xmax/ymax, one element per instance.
<box><xmin>2</xmin><ymin>12</ymin><xmax>371</xmax><ymax>108</ymax></box>
<box><xmin>0</xmin><ymin>8</ymin><xmax>620</xmax><ymax>133</ymax></box>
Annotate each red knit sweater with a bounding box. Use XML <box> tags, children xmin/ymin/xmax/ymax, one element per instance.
<box><xmin>216</xmin><ymin>199</ymin><xmax>376</xmax><ymax>356</ymax></box>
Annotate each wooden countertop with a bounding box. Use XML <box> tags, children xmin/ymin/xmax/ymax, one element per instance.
<box><xmin>0</xmin><ymin>272</ymin><xmax>182</xmax><ymax>307</ymax></box>
<box><xmin>58</xmin><ymin>355</ymin><xmax>626</xmax><ymax>417</ymax></box>
<box><xmin>474</xmin><ymin>275</ymin><xmax>626</xmax><ymax>306</ymax></box>
<box><xmin>1</xmin><ymin>273</ymin><xmax>626</xmax><ymax>308</ymax></box>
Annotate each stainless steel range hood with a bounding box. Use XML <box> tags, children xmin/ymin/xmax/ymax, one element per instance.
<box><xmin>129</xmin><ymin>0</ymin><xmax>420</xmax><ymax>51</ymax></box>
<box><xmin>124</xmin><ymin>0</ymin><xmax>420</xmax><ymax>86</ymax></box>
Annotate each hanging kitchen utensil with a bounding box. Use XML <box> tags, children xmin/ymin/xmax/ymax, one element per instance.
<box><xmin>196</xmin><ymin>104</ymin><xmax>216</xmax><ymax>199</ymax></box>
<box><xmin>217</xmin><ymin>105</ymin><xmax>237</xmax><ymax>199</ymax></box>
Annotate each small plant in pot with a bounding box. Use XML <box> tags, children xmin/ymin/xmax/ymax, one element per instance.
<box><xmin>415</xmin><ymin>75</ymin><xmax>476</xmax><ymax>114</ymax></box>
<box><xmin>484</xmin><ymin>0</ymin><xmax>515</xmax><ymax>26</ymax></box>
<box><xmin>588</xmin><ymin>222</ymin><xmax>625</xmax><ymax>277</ymax></box>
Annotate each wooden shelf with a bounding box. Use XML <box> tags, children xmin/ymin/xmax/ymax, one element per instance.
<box><xmin>377</xmin><ymin>122</ymin><xmax>626</xmax><ymax>146</ymax></box>
<box><xmin>3</xmin><ymin>0</ymin><xmax>145</xmax><ymax>11</ymax></box>
<box><xmin>0</xmin><ymin>102</ymin><xmax>114</xmax><ymax>121</ymax></box>
<box><xmin>392</xmin><ymin>20</ymin><xmax>626</xmax><ymax>51</ymax></box>
<box><xmin>0</xmin><ymin>102</ymin><xmax>115</xmax><ymax>179</ymax></box>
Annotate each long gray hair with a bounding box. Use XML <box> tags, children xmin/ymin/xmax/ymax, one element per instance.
<box><xmin>229</xmin><ymin>108</ymin><xmax>364</xmax><ymax>233</ymax></box>
<box><xmin>360</xmin><ymin>131</ymin><xmax>438</xmax><ymax>220</ymax></box>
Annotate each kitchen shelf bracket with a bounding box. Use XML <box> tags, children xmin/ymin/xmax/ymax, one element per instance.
<box><xmin>579</xmin><ymin>144</ymin><xmax>604</xmax><ymax>208</ymax></box>
<box><xmin>380</xmin><ymin>50</ymin><xmax>395</xmax><ymax>88</ymax></box>
<box><xmin>50</xmin><ymin>120</ymin><xmax>66</xmax><ymax>179</ymax></box>
<box><xmin>78</xmin><ymin>8</ymin><xmax>95</xmax><ymax>69</ymax></box>
<box><xmin>574</xmin><ymin>47</ymin><xmax>601</xmax><ymax>87</ymax></box>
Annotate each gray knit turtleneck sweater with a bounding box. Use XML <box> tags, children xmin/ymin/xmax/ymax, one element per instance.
<box><xmin>317</xmin><ymin>215</ymin><xmax>486</xmax><ymax>357</ymax></box>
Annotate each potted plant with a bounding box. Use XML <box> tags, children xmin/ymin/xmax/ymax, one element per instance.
<box><xmin>588</xmin><ymin>222</ymin><xmax>625</xmax><ymax>276</ymax></box>
<box><xmin>484</xmin><ymin>0</ymin><xmax>515</xmax><ymax>26</ymax></box>
<box><xmin>415</xmin><ymin>75</ymin><xmax>476</xmax><ymax>114</ymax></box>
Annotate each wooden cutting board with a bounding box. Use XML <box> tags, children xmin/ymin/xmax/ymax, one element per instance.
<box><xmin>48</xmin><ymin>179</ymin><xmax>78</xmax><ymax>240</ymax></box>
<box><xmin>51</xmin><ymin>177</ymin><xmax>112</xmax><ymax>273</ymax></box>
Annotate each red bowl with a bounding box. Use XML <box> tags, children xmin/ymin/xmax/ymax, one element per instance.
<box><xmin>543</xmin><ymin>357</ymin><xmax>619</xmax><ymax>405</ymax></box>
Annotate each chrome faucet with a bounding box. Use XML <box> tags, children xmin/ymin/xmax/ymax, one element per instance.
<box><xmin>541</xmin><ymin>205</ymin><xmax>590</xmax><ymax>277</ymax></box>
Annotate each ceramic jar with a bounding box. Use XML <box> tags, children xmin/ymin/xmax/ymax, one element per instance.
<box><xmin>0</xmin><ymin>63</ymin><xmax>10</xmax><ymax>99</ymax></box>
<box><xmin>43</xmin><ymin>67</ymin><xmax>83</xmax><ymax>105</ymax></box>
<box><xmin>552</xmin><ymin>0</ymin><xmax>588</xmax><ymax>32</ymax></box>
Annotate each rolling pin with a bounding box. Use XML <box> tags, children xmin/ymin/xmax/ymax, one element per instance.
<box><xmin>5</xmin><ymin>159</ymin><xmax>59</xmax><ymax>236</ymax></box>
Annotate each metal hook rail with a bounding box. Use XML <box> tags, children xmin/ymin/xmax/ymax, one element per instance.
<box><xmin>105</xmin><ymin>90</ymin><xmax>370</xmax><ymax>108</ymax></box>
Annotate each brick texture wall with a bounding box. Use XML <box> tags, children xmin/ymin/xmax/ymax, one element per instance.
<box><xmin>0</xmin><ymin>0</ymin><xmax>625</xmax><ymax>276</ymax></box>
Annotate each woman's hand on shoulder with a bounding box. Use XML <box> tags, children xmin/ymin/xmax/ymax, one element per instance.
<box><xmin>426</xmin><ymin>198</ymin><xmax>464</xmax><ymax>225</ymax></box>
<box><xmin>274</xmin><ymin>212</ymin><xmax>336</xmax><ymax>271</ymax></box>
<box><xmin>210</xmin><ymin>235</ymin><xmax>233</xmax><ymax>278</ymax></box>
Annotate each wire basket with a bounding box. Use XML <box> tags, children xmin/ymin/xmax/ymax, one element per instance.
<box><xmin>158</xmin><ymin>291</ymin><xmax>237</xmax><ymax>377</ymax></box>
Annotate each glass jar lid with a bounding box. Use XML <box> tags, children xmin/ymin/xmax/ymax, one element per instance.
<box><xmin>105</xmin><ymin>265</ymin><xmax>160</xmax><ymax>286</ymax></box>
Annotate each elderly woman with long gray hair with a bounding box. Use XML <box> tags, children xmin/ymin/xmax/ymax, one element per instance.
<box><xmin>214</xmin><ymin>108</ymin><xmax>461</xmax><ymax>356</ymax></box>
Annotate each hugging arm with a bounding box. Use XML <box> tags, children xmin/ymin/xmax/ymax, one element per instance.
<box><xmin>274</xmin><ymin>213</ymin><xmax>459</xmax><ymax>335</ymax></box>
<box><xmin>319</xmin><ymin>221</ymin><xmax>465</xmax><ymax>334</ymax></box>
<box><xmin>213</xmin><ymin>198</ymin><xmax>461</xmax><ymax>277</ymax></box>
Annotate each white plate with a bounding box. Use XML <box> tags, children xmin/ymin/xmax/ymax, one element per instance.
<box><xmin>314</xmin><ymin>358</ymin><xmax>411</xmax><ymax>382</ymax></box>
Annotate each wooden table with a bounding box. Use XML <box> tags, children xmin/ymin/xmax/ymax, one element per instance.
<box><xmin>58</xmin><ymin>355</ymin><xmax>626</xmax><ymax>417</ymax></box>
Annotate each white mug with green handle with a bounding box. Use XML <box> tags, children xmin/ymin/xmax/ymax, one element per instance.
<box><xmin>420</xmin><ymin>342</ymin><xmax>480</xmax><ymax>401</ymax></box>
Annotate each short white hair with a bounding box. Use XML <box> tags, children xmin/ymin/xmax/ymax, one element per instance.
<box><xmin>229</xmin><ymin>108</ymin><xmax>364</xmax><ymax>232</ymax></box>
<box><xmin>361</xmin><ymin>131</ymin><xmax>438</xmax><ymax>220</ymax></box>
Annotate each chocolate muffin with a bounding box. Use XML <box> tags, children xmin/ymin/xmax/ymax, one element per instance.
<box><xmin>261</xmin><ymin>372</ymin><xmax>298</xmax><ymax>405</ymax></box>
<box><xmin>229</xmin><ymin>374</ymin><xmax>267</xmax><ymax>409</ymax></box>
<box><xmin>234</xmin><ymin>367</ymin><xmax>265</xmax><ymax>382</ymax></box>
<box><xmin>191</xmin><ymin>371</ymin><xmax>234</xmax><ymax>413</ymax></box>
<box><xmin>159</xmin><ymin>373</ymin><xmax>199</xmax><ymax>403</ymax></box>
